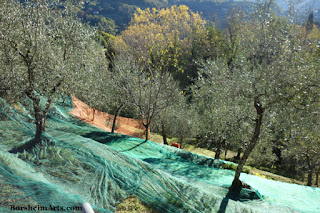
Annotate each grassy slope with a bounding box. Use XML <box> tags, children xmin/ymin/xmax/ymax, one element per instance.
<box><xmin>149</xmin><ymin>132</ymin><xmax>306</xmax><ymax>185</ymax></box>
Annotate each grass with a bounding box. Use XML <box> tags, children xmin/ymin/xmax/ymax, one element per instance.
<box><xmin>148</xmin><ymin>133</ymin><xmax>163</xmax><ymax>144</ymax></box>
<box><xmin>222</xmin><ymin>163</ymin><xmax>252</xmax><ymax>174</ymax></box>
<box><xmin>116</xmin><ymin>195</ymin><xmax>157</xmax><ymax>213</ymax></box>
<box><xmin>148</xmin><ymin>132</ymin><xmax>305</xmax><ymax>185</ymax></box>
<box><xmin>249</xmin><ymin>168</ymin><xmax>305</xmax><ymax>185</ymax></box>
<box><xmin>123</xmin><ymin>125</ymin><xmax>144</xmax><ymax>134</ymax></box>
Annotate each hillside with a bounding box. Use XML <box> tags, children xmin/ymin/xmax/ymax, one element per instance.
<box><xmin>76</xmin><ymin>0</ymin><xmax>320</xmax><ymax>34</ymax></box>
<box><xmin>1</xmin><ymin>0</ymin><xmax>320</xmax><ymax>212</ymax></box>
<box><xmin>1</xmin><ymin>97</ymin><xmax>320</xmax><ymax>212</ymax></box>
<box><xmin>69</xmin><ymin>96</ymin><xmax>311</xmax><ymax>186</ymax></box>
<box><xmin>75</xmin><ymin>0</ymin><xmax>252</xmax><ymax>33</ymax></box>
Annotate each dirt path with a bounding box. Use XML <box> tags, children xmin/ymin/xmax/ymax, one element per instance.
<box><xmin>69</xmin><ymin>96</ymin><xmax>146</xmax><ymax>138</ymax></box>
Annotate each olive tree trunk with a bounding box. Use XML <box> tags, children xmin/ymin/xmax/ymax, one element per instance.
<box><xmin>144</xmin><ymin>123</ymin><xmax>150</xmax><ymax>141</ymax></box>
<box><xmin>179</xmin><ymin>135</ymin><xmax>184</xmax><ymax>149</ymax></box>
<box><xmin>10</xmin><ymin>91</ymin><xmax>53</xmax><ymax>153</ymax></box>
<box><xmin>230</xmin><ymin>100</ymin><xmax>264</xmax><ymax>193</ymax></box>
<box><xmin>307</xmin><ymin>167</ymin><xmax>314</xmax><ymax>187</ymax></box>
<box><xmin>111</xmin><ymin>104</ymin><xmax>124</xmax><ymax>133</ymax></box>
<box><xmin>161</xmin><ymin>122</ymin><xmax>168</xmax><ymax>145</ymax></box>
<box><xmin>306</xmin><ymin>157</ymin><xmax>315</xmax><ymax>186</ymax></box>
<box><xmin>235</xmin><ymin>147</ymin><xmax>242</xmax><ymax>160</ymax></box>
<box><xmin>30</xmin><ymin>92</ymin><xmax>46</xmax><ymax>144</ymax></box>
<box><xmin>92</xmin><ymin>109</ymin><xmax>95</xmax><ymax>121</ymax></box>
<box><xmin>315</xmin><ymin>166</ymin><xmax>320</xmax><ymax>187</ymax></box>
<box><xmin>215</xmin><ymin>144</ymin><xmax>222</xmax><ymax>159</ymax></box>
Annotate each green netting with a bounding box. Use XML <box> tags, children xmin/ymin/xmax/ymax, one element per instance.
<box><xmin>0</xmin><ymin>97</ymin><xmax>319</xmax><ymax>213</ymax></box>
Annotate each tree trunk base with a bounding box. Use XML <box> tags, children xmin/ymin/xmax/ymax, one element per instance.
<box><xmin>229</xmin><ymin>179</ymin><xmax>242</xmax><ymax>196</ymax></box>
<box><xmin>229</xmin><ymin>179</ymin><xmax>260</xmax><ymax>201</ymax></box>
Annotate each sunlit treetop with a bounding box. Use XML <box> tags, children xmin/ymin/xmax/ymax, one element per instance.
<box><xmin>113</xmin><ymin>5</ymin><xmax>206</xmax><ymax>69</ymax></box>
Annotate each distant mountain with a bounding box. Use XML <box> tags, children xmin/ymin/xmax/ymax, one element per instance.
<box><xmin>275</xmin><ymin>0</ymin><xmax>320</xmax><ymax>20</ymax></box>
<box><xmin>281</xmin><ymin>0</ymin><xmax>320</xmax><ymax>27</ymax></box>
<box><xmin>75</xmin><ymin>0</ymin><xmax>319</xmax><ymax>34</ymax></box>
<box><xmin>279</xmin><ymin>0</ymin><xmax>320</xmax><ymax>11</ymax></box>
<box><xmin>75</xmin><ymin>0</ymin><xmax>169</xmax><ymax>34</ymax></box>
<box><xmin>76</xmin><ymin>0</ymin><xmax>252</xmax><ymax>33</ymax></box>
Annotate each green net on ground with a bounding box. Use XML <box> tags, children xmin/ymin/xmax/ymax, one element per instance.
<box><xmin>0</xmin><ymin>97</ymin><xmax>319</xmax><ymax>213</ymax></box>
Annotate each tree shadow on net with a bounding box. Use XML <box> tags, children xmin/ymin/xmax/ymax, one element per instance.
<box><xmin>118</xmin><ymin>140</ymin><xmax>149</xmax><ymax>152</ymax></box>
<box><xmin>82</xmin><ymin>130</ymin><xmax>147</xmax><ymax>152</ymax></box>
<box><xmin>82</xmin><ymin>131</ymin><xmax>130</xmax><ymax>144</ymax></box>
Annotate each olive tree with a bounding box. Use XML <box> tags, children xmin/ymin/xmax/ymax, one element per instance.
<box><xmin>152</xmin><ymin>96</ymin><xmax>199</xmax><ymax>146</ymax></box>
<box><xmin>195</xmin><ymin>0</ymin><xmax>314</xmax><ymax>194</ymax></box>
<box><xmin>168</xmin><ymin>103</ymin><xmax>199</xmax><ymax>147</ymax></box>
<box><xmin>0</xmin><ymin>0</ymin><xmax>106</xmax><ymax>150</ymax></box>
<box><xmin>285</xmin><ymin>117</ymin><xmax>320</xmax><ymax>186</ymax></box>
<box><xmin>228</xmin><ymin>1</ymin><xmax>317</xmax><ymax>192</ymax></box>
<box><xmin>280</xmin><ymin>87</ymin><xmax>320</xmax><ymax>186</ymax></box>
<box><xmin>113</xmin><ymin>54</ymin><xmax>180</xmax><ymax>141</ymax></box>
<box><xmin>191</xmin><ymin>62</ymin><xmax>249</xmax><ymax>160</ymax></box>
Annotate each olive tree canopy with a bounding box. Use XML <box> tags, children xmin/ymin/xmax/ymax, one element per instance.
<box><xmin>0</xmin><ymin>0</ymin><xmax>107</xmax><ymax>150</ymax></box>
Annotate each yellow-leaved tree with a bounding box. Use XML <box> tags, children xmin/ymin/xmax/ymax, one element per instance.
<box><xmin>113</xmin><ymin>5</ymin><xmax>210</xmax><ymax>88</ymax></box>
